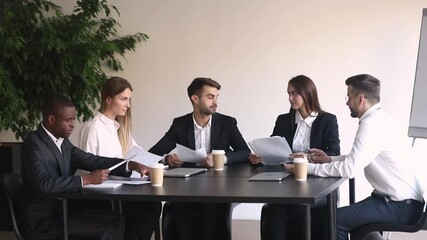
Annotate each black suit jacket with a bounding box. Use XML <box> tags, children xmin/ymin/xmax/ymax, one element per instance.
<box><xmin>20</xmin><ymin>124</ymin><xmax>130</xmax><ymax>238</ymax></box>
<box><xmin>272</xmin><ymin>112</ymin><xmax>340</xmax><ymax>156</ymax></box>
<box><xmin>149</xmin><ymin>113</ymin><xmax>250</xmax><ymax>165</ymax></box>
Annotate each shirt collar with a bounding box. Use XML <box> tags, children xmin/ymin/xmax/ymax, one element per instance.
<box><xmin>359</xmin><ymin>103</ymin><xmax>381</xmax><ymax>123</ymax></box>
<box><xmin>41</xmin><ymin>122</ymin><xmax>64</xmax><ymax>145</ymax></box>
<box><xmin>192</xmin><ymin>114</ymin><xmax>212</xmax><ymax>129</ymax></box>
<box><xmin>295</xmin><ymin>110</ymin><xmax>318</xmax><ymax>127</ymax></box>
<box><xmin>97</xmin><ymin>111</ymin><xmax>120</xmax><ymax>130</ymax></box>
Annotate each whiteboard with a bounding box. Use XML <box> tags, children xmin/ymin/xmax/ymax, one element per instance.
<box><xmin>409</xmin><ymin>9</ymin><xmax>427</xmax><ymax>138</ymax></box>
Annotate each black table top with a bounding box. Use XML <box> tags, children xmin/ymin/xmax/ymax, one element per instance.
<box><xmin>54</xmin><ymin>164</ymin><xmax>345</xmax><ymax>205</ymax></box>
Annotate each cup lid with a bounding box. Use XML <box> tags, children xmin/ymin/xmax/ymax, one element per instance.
<box><xmin>293</xmin><ymin>157</ymin><xmax>308</xmax><ymax>163</ymax></box>
<box><xmin>212</xmin><ymin>149</ymin><xmax>225</xmax><ymax>154</ymax></box>
<box><xmin>149</xmin><ymin>163</ymin><xmax>165</xmax><ymax>168</ymax></box>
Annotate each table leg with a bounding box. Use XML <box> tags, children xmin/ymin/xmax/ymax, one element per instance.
<box><xmin>327</xmin><ymin>190</ymin><xmax>338</xmax><ymax>240</ymax></box>
<box><xmin>302</xmin><ymin>204</ymin><xmax>311</xmax><ymax>240</ymax></box>
<box><xmin>62</xmin><ymin>198</ymin><xmax>68</xmax><ymax>240</ymax></box>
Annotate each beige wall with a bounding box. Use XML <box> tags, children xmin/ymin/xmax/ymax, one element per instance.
<box><xmin>2</xmin><ymin>0</ymin><xmax>427</xmax><ymax>219</ymax></box>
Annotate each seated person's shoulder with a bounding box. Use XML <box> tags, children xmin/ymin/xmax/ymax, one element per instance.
<box><xmin>318</xmin><ymin>111</ymin><xmax>337</xmax><ymax>120</ymax></box>
<box><xmin>276</xmin><ymin>113</ymin><xmax>290</xmax><ymax>119</ymax></box>
<box><xmin>214</xmin><ymin>113</ymin><xmax>238</xmax><ymax>124</ymax></box>
<box><xmin>173</xmin><ymin>113</ymin><xmax>193</xmax><ymax>123</ymax></box>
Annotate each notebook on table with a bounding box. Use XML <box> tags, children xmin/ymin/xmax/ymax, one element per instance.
<box><xmin>249</xmin><ymin>172</ymin><xmax>290</xmax><ymax>181</ymax></box>
<box><xmin>164</xmin><ymin>167</ymin><xmax>208</xmax><ymax>178</ymax></box>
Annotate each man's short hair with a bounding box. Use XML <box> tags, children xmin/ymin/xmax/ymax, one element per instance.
<box><xmin>42</xmin><ymin>95</ymin><xmax>75</xmax><ymax>120</ymax></box>
<box><xmin>187</xmin><ymin>77</ymin><xmax>221</xmax><ymax>99</ymax></box>
<box><xmin>345</xmin><ymin>74</ymin><xmax>381</xmax><ymax>103</ymax></box>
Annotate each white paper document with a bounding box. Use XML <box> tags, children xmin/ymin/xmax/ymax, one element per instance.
<box><xmin>83</xmin><ymin>180</ymin><xmax>123</xmax><ymax>189</ymax></box>
<box><xmin>248</xmin><ymin>137</ymin><xmax>293</xmax><ymax>165</ymax></box>
<box><xmin>124</xmin><ymin>146</ymin><xmax>163</xmax><ymax>166</ymax></box>
<box><xmin>176</xmin><ymin>144</ymin><xmax>207</xmax><ymax>163</ymax></box>
<box><xmin>107</xmin><ymin>175</ymin><xmax>151</xmax><ymax>185</ymax></box>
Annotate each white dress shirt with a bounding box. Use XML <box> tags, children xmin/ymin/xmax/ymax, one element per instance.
<box><xmin>192</xmin><ymin>114</ymin><xmax>228</xmax><ymax>164</ymax></box>
<box><xmin>292</xmin><ymin>111</ymin><xmax>318</xmax><ymax>153</ymax></box>
<box><xmin>193</xmin><ymin>114</ymin><xmax>212</xmax><ymax>154</ymax></box>
<box><xmin>308</xmin><ymin>104</ymin><xmax>423</xmax><ymax>201</ymax></box>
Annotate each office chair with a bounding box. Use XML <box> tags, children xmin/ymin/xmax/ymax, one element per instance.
<box><xmin>161</xmin><ymin>202</ymin><xmax>238</xmax><ymax>240</ymax></box>
<box><xmin>0</xmin><ymin>173</ymin><xmax>25</xmax><ymax>240</ymax></box>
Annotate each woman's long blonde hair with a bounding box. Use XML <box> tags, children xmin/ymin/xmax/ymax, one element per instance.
<box><xmin>100</xmin><ymin>77</ymin><xmax>133</xmax><ymax>156</ymax></box>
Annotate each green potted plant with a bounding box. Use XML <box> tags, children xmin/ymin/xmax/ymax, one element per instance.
<box><xmin>0</xmin><ymin>0</ymin><xmax>148</xmax><ymax>140</ymax></box>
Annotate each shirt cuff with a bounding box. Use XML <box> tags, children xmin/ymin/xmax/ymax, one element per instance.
<box><xmin>80</xmin><ymin>176</ymin><xmax>83</xmax><ymax>187</ymax></box>
<box><xmin>126</xmin><ymin>160</ymin><xmax>130</xmax><ymax>172</ymax></box>
<box><xmin>307</xmin><ymin>163</ymin><xmax>316</xmax><ymax>175</ymax></box>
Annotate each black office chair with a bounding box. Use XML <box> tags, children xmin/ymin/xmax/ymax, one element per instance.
<box><xmin>161</xmin><ymin>202</ymin><xmax>238</xmax><ymax>240</ymax></box>
<box><xmin>0</xmin><ymin>173</ymin><xmax>25</xmax><ymax>240</ymax></box>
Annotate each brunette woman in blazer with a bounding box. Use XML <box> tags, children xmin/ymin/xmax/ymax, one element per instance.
<box><xmin>249</xmin><ymin>75</ymin><xmax>340</xmax><ymax>240</ymax></box>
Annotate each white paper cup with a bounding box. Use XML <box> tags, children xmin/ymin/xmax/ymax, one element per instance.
<box><xmin>212</xmin><ymin>150</ymin><xmax>225</xmax><ymax>171</ymax></box>
<box><xmin>149</xmin><ymin>163</ymin><xmax>164</xmax><ymax>187</ymax></box>
<box><xmin>293</xmin><ymin>157</ymin><xmax>308</xmax><ymax>181</ymax></box>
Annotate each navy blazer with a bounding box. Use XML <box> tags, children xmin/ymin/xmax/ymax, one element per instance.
<box><xmin>20</xmin><ymin>124</ymin><xmax>129</xmax><ymax>238</ymax></box>
<box><xmin>272</xmin><ymin>112</ymin><xmax>340</xmax><ymax>156</ymax></box>
<box><xmin>149</xmin><ymin>112</ymin><xmax>250</xmax><ymax>165</ymax></box>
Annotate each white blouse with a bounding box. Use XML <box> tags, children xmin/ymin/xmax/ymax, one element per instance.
<box><xmin>292</xmin><ymin>111</ymin><xmax>318</xmax><ymax>153</ymax></box>
<box><xmin>78</xmin><ymin>111</ymin><xmax>140</xmax><ymax>176</ymax></box>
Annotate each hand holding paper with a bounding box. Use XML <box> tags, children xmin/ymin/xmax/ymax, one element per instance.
<box><xmin>124</xmin><ymin>146</ymin><xmax>163</xmax><ymax>166</ymax></box>
<box><xmin>176</xmin><ymin>144</ymin><xmax>207</xmax><ymax>163</ymax></box>
<box><xmin>248</xmin><ymin>137</ymin><xmax>293</xmax><ymax>165</ymax></box>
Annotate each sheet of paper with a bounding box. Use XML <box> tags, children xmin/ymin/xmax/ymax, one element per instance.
<box><xmin>107</xmin><ymin>175</ymin><xmax>151</xmax><ymax>185</ymax></box>
<box><xmin>124</xmin><ymin>146</ymin><xmax>163</xmax><ymax>166</ymax></box>
<box><xmin>176</xmin><ymin>144</ymin><xmax>207</xmax><ymax>163</ymax></box>
<box><xmin>83</xmin><ymin>180</ymin><xmax>123</xmax><ymax>189</ymax></box>
<box><xmin>248</xmin><ymin>137</ymin><xmax>292</xmax><ymax>165</ymax></box>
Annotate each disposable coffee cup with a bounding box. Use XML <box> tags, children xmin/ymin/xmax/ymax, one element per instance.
<box><xmin>149</xmin><ymin>163</ymin><xmax>164</xmax><ymax>187</ymax></box>
<box><xmin>293</xmin><ymin>157</ymin><xmax>308</xmax><ymax>181</ymax></box>
<box><xmin>212</xmin><ymin>150</ymin><xmax>225</xmax><ymax>171</ymax></box>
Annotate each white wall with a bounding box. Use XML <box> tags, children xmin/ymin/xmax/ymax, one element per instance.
<box><xmin>2</xmin><ymin>0</ymin><xmax>427</xmax><ymax>219</ymax></box>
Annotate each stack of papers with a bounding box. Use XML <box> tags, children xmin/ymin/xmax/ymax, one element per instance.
<box><xmin>83</xmin><ymin>181</ymin><xmax>123</xmax><ymax>189</ymax></box>
<box><xmin>248</xmin><ymin>137</ymin><xmax>292</xmax><ymax>165</ymax></box>
<box><xmin>107</xmin><ymin>175</ymin><xmax>151</xmax><ymax>185</ymax></box>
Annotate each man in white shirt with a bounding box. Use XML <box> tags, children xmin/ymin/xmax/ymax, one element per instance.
<box><xmin>285</xmin><ymin>74</ymin><xmax>424</xmax><ymax>240</ymax></box>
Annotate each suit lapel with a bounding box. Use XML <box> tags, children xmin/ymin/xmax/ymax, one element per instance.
<box><xmin>61</xmin><ymin>140</ymin><xmax>71</xmax><ymax>175</ymax></box>
<box><xmin>210</xmin><ymin>114</ymin><xmax>219</xmax><ymax>150</ymax></box>
<box><xmin>37</xmin><ymin>125</ymin><xmax>66</xmax><ymax>175</ymax></box>
<box><xmin>186</xmin><ymin>113</ymin><xmax>196</xmax><ymax>150</ymax></box>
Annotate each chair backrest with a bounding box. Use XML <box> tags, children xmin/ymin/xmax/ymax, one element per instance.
<box><xmin>0</xmin><ymin>173</ymin><xmax>25</xmax><ymax>240</ymax></box>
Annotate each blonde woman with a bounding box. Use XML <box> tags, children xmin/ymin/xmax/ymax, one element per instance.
<box><xmin>79</xmin><ymin>77</ymin><xmax>161</xmax><ymax>240</ymax></box>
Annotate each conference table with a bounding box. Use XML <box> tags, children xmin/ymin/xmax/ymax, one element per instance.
<box><xmin>54</xmin><ymin>164</ymin><xmax>345</xmax><ymax>240</ymax></box>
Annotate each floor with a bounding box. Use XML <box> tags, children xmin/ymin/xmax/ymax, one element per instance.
<box><xmin>1</xmin><ymin>220</ymin><xmax>427</xmax><ymax>239</ymax></box>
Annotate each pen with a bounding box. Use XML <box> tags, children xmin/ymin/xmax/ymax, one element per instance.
<box><xmin>108</xmin><ymin>160</ymin><xmax>127</xmax><ymax>171</ymax></box>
